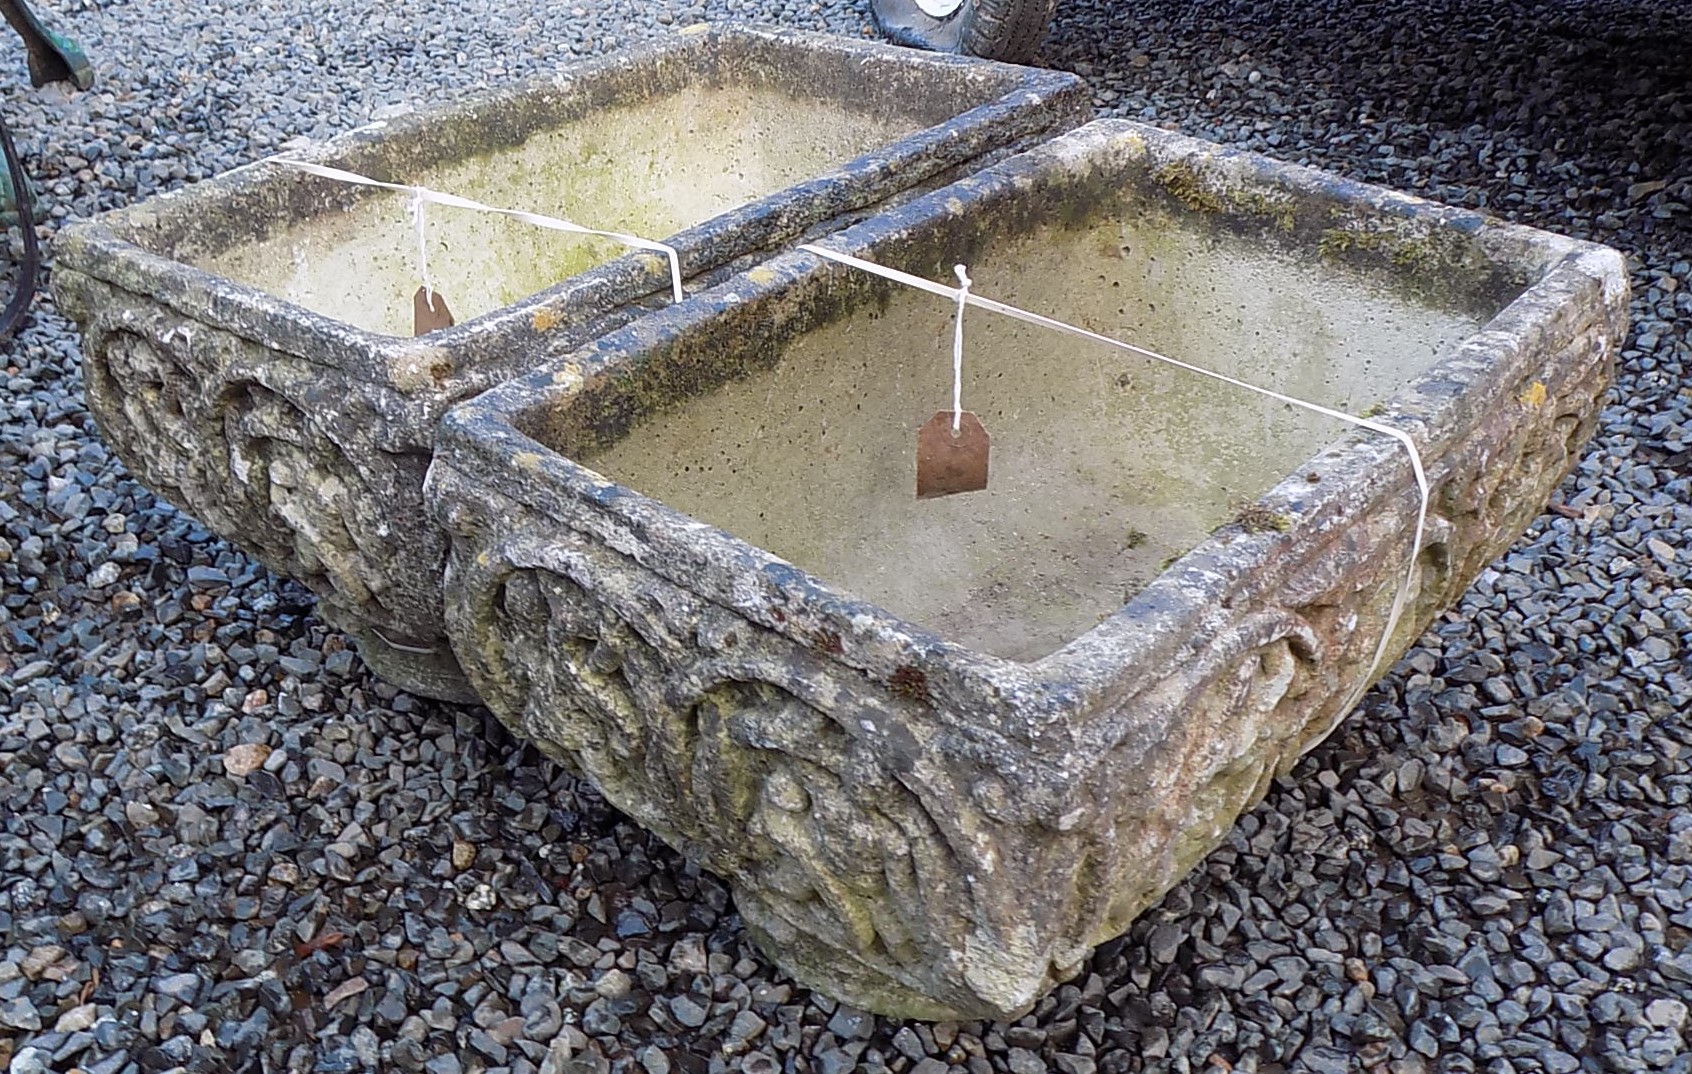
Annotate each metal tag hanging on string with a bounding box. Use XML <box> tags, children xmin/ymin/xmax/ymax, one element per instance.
<box><xmin>413</xmin><ymin>286</ymin><xmax>453</xmax><ymax>334</ymax></box>
<box><xmin>917</xmin><ymin>265</ymin><xmax>990</xmax><ymax>499</ymax></box>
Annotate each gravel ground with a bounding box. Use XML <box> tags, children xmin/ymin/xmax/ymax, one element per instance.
<box><xmin>2</xmin><ymin>1</ymin><xmax>1690</xmax><ymax>1073</ymax></box>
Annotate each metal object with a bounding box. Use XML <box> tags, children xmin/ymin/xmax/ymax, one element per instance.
<box><xmin>0</xmin><ymin>108</ymin><xmax>38</xmax><ymax>340</ymax></box>
<box><xmin>1</xmin><ymin>0</ymin><xmax>94</xmax><ymax>91</ymax></box>
<box><xmin>871</xmin><ymin>0</ymin><xmax>1057</xmax><ymax>63</ymax></box>
<box><xmin>916</xmin><ymin>410</ymin><xmax>990</xmax><ymax>497</ymax></box>
<box><xmin>0</xmin><ymin>0</ymin><xmax>93</xmax><ymax>339</ymax></box>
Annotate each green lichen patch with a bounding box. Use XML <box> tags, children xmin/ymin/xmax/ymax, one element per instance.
<box><xmin>1318</xmin><ymin>224</ymin><xmax>1438</xmax><ymax>270</ymax></box>
<box><xmin>1154</xmin><ymin>160</ymin><xmax>1229</xmax><ymax>215</ymax></box>
<box><xmin>1232</xmin><ymin>503</ymin><xmax>1294</xmax><ymax>535</ymax></box>
<box><xmin>1148</xmin><ymin>160</ymin><xmax>1300</xmax><ymax>235</ymax></box>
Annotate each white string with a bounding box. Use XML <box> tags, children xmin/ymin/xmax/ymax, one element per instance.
<box><xmin>408</xmin><ymin>191</ymin><xmax>435</xmax><ymax>304</ymax></box>
<box><xmin>951</xmin><ymin>264</ymin><xmax>972</xmax><ymax>433</ymax></box>
<box><xmin>370</xmin><ymin>626</ymin><xmax>439</xmax><ymax>656</ymax></box>
<box><xmin>797</xmin><ymin>242</ymin><xmax>1430</xmax><ymax>681</ymax></box>
<box><xmin>271</xmin><ymin>159</ymin><xmax>686</xmax><ymax>304</ymax></box>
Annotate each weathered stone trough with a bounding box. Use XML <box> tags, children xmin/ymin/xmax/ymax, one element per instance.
<box><xmin>427</xmin><ymin>119</ymin><xmax>1627</xmax><ymax>1019</ymax></box>
<box><xmin>52</xmin><ymin>24</ymin><xmax>1090</xmax><ymax>702</ymax></box>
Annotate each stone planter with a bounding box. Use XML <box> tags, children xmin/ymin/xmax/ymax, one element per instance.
<box><xmin>52</xmin><ymin>24</ymin><xmax>1090</xmax><ymax>702</ymax></box>
<box><xmin>428</xmin><ymin>118</ymin><xmax>1628</xmax><ymax>1019</ymax></box>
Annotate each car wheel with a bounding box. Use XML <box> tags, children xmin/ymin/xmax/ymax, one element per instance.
<box><xmin>869</xmin><ymin>0</ymin><xmax>1057</xmax><ymax>64</ymax></box>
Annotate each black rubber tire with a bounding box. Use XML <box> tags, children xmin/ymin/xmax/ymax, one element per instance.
<box><xmin>870</xmin><ymin>0</ymin><xmax>1057</xmax><ymax>64</ymax></box>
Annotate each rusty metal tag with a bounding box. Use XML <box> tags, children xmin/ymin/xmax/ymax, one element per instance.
<box><xmin>413</xmin><ymin>287</ymin><xmax>454</xmax><ymax>335</ymax></box>
<box><xmin>916</xmin><ymin>410</ymin><xmax>990</xmax><ymax>499</ymax></box>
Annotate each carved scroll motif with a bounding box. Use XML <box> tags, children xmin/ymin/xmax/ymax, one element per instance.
<box><xmin>69</xmin><ymin>276</ymin><xmax>443</xmax><ymax>658</ymax></box>
<box><xmin>449</xmin><ymin>525</ymin><xmax>1015</xmax><ymax>1014</ymax></box>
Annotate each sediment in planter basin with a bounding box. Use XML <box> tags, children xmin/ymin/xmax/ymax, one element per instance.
<box><xmin>577</xmin><ymin>223</ymin><xmax>1482</xmax><ymax>661</ymax></box>
<box><xmin>428</xmin><ymin>117</ymin><xmax>1626</xmax><ymax>1019</ymax></box>
<box><xmin>51</xmin><ymin>24</ymin><xmax>1090</xmax><ymax>702</ymax></box>
<box><xmin>199</xmin><ymin>90</ymin><xmax>923</xmax><ymax>337</ymax></box>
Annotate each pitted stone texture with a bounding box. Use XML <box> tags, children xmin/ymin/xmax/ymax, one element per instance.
<box><xmin>431</xmin><ymin>119</ymin><xmax>1627</xmax><ymax>1019</ymax></box>
<box><xmin>52</xmin><ymin>24</ymin><xmax>1090</xmax><ymax>701</ymax></box>
<box><xmin>430</xmin><ymin>118</ymin><xmax>1629</xmax><ymax>1018</ymax></box>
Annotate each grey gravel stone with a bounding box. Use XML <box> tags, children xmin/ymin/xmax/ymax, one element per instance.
<box><xmin>667</xmin><ymin>994</ymin><xmax>708</xmax><ymax>1029</ymax></box>
<box><xmin>1147</xmin><ymin>923</ymin><xmax>1183</xmax><ymax>964</ymax></box>
<box><xmin>1409</xmin><ymin>1020</ymin><xmax>1440</xmax><ymax>1058</ymax></box>
<box><xmin>1007</xmin><ymin>1047</ymin><xmax>1044</xmax><ymax>1074</ymax></box>
<box><xmin>1647</xmin><ymin>998</ymin><xmax>1690</xmax><ymax>1030</ymax></box>
<box><xmin>151</xmin><ymin>973</ymin><xmax>199</xmax><ymax>1003</ymax></box>
<box><xmin>827</xmin><ymin>1005</ymin><xmax>875</xmax><ymax>1041</ymax></box>
<box><xmin>8</xmin><ymin>1047</ymin><xmax>48</xmax><ymax>1074</ymax></box>
<box><xmin>1</xmin><ymin>996</ymin><xmax>42</xmax><ymax>1031</ymax></box>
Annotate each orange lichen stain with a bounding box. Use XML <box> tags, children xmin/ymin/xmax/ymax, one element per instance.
<box><xmin>428</xmin><ymin>356</ymin><xmax>453</xmax><ymax>389</ymax></box>
<box><xmin>889</xmin><ymin>666</ymin><xmax>931</xmax><ymax>704</ymax></box>
<box><xmin>1518</xmin><ymin>381</ymin><xmax>1548</xmax><ymax>408</ymax></box>
<box><xmin>531</xmin><ymin>307</ymin><xmax>563</xmax><ymax>332</ymax></box>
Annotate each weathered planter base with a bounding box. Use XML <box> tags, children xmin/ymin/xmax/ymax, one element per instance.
<box><xmin>429</xmin><ymin>119</ymin><xmax>1627</xmax><ymax>1019</ymax></box>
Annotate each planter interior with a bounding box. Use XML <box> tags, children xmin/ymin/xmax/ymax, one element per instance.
<box><xmin>202</xmin><ymin>90</ymin><xmax>921</xmax><ymax>336</ymax></box>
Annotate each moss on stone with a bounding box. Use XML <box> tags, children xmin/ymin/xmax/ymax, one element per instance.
<box><xmin>1154</xmin><ymin>160</ymin><xmax>1228</xmax><ymax>215</ymax></box>
<box><xmin>1236</xmin><ymin>189</ymin><xmax>1299</xmax><ymax>232</ymax></box>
